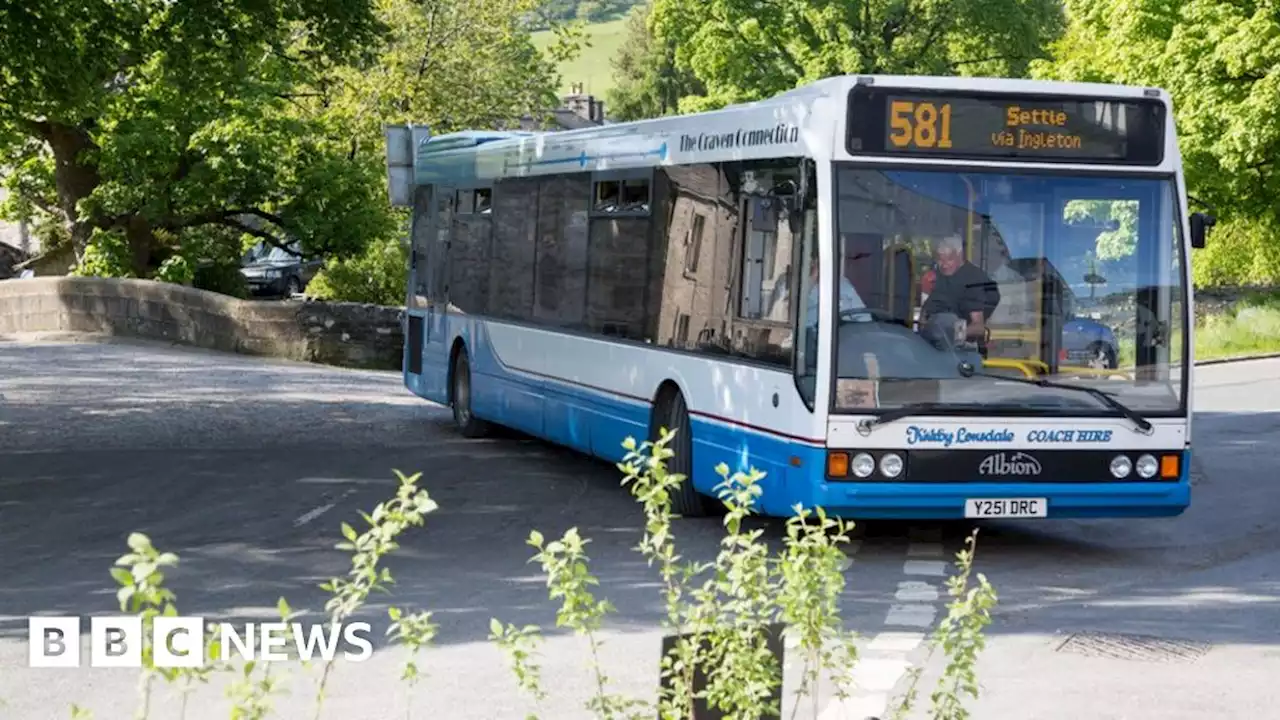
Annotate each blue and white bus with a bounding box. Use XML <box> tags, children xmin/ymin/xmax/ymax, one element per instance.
<box><xmin>384</xmin><ymin>74</ymin><xmax>1213</xmax><ymax>521</ymax></box>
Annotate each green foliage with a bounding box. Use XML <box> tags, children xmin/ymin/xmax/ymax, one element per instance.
<box><xmin>1033</xmin><ymin>0</ymin><xmax>1280</xmax><ymax>283</ymax></box>
<box><xmin>1191</xmin><ymin>217</ymin><xmax>1280</xmax><ymax>288</ymax></box>
<box><xmin>109</xmin><ymin>532</ymin><xmax>227</xmax><ymax>719</ymax></box>
<box><xmin>306</xmin><ymin>234</ymin><xmax>409</xmax><ymax>306</ymax></box>
<box><xmin>89</xmin><ymin>436</ymin><xmax>996</xmax><ymax>719</ymax></box>
<box><xmin>71</xmin><ymin>229</ymin><xmax>136</xmax><ymax>279</ymax></box>
<box><xmin>154</xmin><ymin>255</ymin><xmax>196</xmax><ymax>286</ymax></box>
<box><xmin>324</xmin><ymin>0</ymin><xmax>568</xmax><ymax>143</ymax></box>
<box><xmin>0</xmin><ymin>0</ymin><xmax>386</xmax><ymax>274</ymax></box>
<box><xmin>314</xmin><ymin>469</ymin><xmax>439</xmax><ymax>717</ymax></box>
<box><xmin>528</xmin><ymin>0</ymin><xmax>643</xmax><ymax>29</ymax></box>
<box><xmin>0</xmin><ymin>0</ymin><xmax>568</xmax><ymax>296</ymax></box>
<box><xmin>604</xmin><ymin>2</ymin><xmax>705</xmax><ymax>121</ymax></box>
<box><xmin>888</xmin><ymin>532</ymin><xmax>998</xmax><ymax>720</ymax></box>
<box><xmin>491</xmin><ymin>430</ymin><xmax>996</xmax><ymax>719</ymax></box>
<box><xmin>533</xmin><ymin>17</ymin><xmax>630</xmax><ymax>96</ymax></box>
<box><xmin>1196</xmin><ymin>292</ymin><xmax>1280</xmax><ymax>361</ymax></box>
<box><xmin>192</xmin><ymin>262</ymin><xmax>251</xmax><ymax>299</ymax></box>
<box><xmin>648</xmin><ymin>0</ymin><xmax>1065</xmax><ymax>112</ymax></box>
<box><xmin>1064</xmin><ymin>200</ymin><xmax>1141</xmax><ymax>262</ymax></box>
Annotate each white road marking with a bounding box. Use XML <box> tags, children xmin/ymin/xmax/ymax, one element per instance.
<box><xmin>904</xmin><ymin>559</ymin><xmax>948</xmax><ymax>576</ymax></box>
<box><xmin>837</xmin><ymin>540</ymin><xmax>861</xmax><ymax>572</ymax></box>
<box><xmin>885</xmin><ymin>603</ymin><xmax>938</xmax><ymax>628</ymax></box>
<box><xmin>292</xmin><ymin>489</ymin><xmax>357</xmax><ymax>528</ymax></box>
<box><xmin>895</xmin><ymin>580</ymin><xmax>940</xmax><ymax>602</ymax></box>
<box><xmin>851</xmin><ymin>657</ymin><xmax>913</xmax><ymax>692</ymax></box>
<box><xmin>293</xmin><ymin>503</ymin><xmax>335</xmax><ymax>527</ymax></box>
<box><xmin>869</xmin><ymin>631</ymin><xmax>926</xmax><ymax>653</ymax></box>
<box><xmin>816</xmin><ymin>529</ymin><xmax>958</xmax><ymax>719</ymax></box>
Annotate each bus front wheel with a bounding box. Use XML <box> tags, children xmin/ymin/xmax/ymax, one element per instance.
<box><xmin>651</xmin><ymin>387</ymin><xmax>713</xmax><ymax>518</ymax></box>
<box><xmin>450</xmin><ymin>346</ymin><xmax>491</xmax><ymax>438</ymax></box>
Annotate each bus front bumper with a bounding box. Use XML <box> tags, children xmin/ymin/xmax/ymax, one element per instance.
<box><xmin>802</xmin><ymin>454</ymin><xmax>1191</xmax><ymax>520</ymax></box>
<box><xmin>808</xmin><ymin>479</ymin><xmax>1190</xmax><ymax>519</ymax></box>
<box><xmin>795</xmin><ymin>447</ymin><xmax>1193</xmax><ymax>520</ymax></box>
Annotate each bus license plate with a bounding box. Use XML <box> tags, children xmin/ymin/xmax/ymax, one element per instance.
<box><xmin>964</xmin><ymin>498</ymin><xmax>1047</xmax><ymax>519</ymax></box>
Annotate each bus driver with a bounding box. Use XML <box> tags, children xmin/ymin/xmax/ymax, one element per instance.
<box><xmin>918</xmin><ymin>234</ymin><xmax>1001</xmax><ymax>363</ymax></box>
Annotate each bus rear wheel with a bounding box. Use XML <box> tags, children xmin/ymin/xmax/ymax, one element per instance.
<box><xmin>651</xmin><ymin>388</ymin><xmax>712</xmax><ymax>518</ymax></box>
<box><xmin>450</xmin><ymin>346</ymin><xmax>491</xmax><ymax>438</ymax></box>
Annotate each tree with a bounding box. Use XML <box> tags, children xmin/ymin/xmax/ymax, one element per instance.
<box><xmin>1032</xmin><ymin>0</ymin><xmax>1280</xmax><ymax>283</ymax></box>
<box><xmin>0</xmin><ymin>0</ymin><xmax>576</xmax><ymax>288</ymax></box>
<box><xmin>606</xmin><ymin>1</ymin><xmax>705</xmax><ymax>121</ymax></box>
<box><xmin>322</xmin><ymin>0</ymin><xmax>568</xmax><ymax>148</ymax></box>
<box><xmin>647</xmin><ymin>0</ymin><xmax>1066</xmax><ymax>113</ymax></box>
<box><xmin>0</xmin><ymin>0</ymin><xmax>386</xmax><ymax>277</ymax></box>
<box><xmin>299</xmin><ymin>0</ymin><xmax>576</xmax><ymax>305</ymax></box>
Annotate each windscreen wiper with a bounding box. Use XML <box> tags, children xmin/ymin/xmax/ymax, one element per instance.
<box><xmin>958</xmin><ymin>362</ymin><xmax>1154</xmax><ymax>434</ymax></box>
<box><xmin>855</xmin><ymin>402</ymin><xmax>985</xmax><ymax>434</ymax></box>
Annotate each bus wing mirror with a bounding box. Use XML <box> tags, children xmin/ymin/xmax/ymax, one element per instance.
<box><xmin>1190</xmin><ymin>212</ymin><xmax>1215</xmax><ymax>249</ymax></box>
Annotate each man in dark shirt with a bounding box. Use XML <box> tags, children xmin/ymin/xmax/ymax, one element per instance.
<box><xmin>919</xmin><ymin>234</ymin><xmax>1001</xmax><ymax>358</ymax></box>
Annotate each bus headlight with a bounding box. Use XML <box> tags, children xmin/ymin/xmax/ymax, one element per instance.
<box><xmin>879</xmin><ymin>452</ymin><xmax>904</xmax><ymax>478</ymax></box>
<box><xmin>1110</xmin><ymin>455</ymin><xmax>1132</xmax><ymax>479</ymax></box>
<box><xmin>852</xmin><ymin>453</ymin><xmax>875</xmax><ymax>478</ymax></box>
<box><xmin>1135</xmin><ymin>454</ymin><xmax>1159</xmax><ymax>479</ymax></box>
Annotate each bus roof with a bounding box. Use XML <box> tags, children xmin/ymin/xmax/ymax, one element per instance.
<box><xmin>408</xmin><ymin>74</ymin><xmax>1173</xmax><ymax>185</ymax></box>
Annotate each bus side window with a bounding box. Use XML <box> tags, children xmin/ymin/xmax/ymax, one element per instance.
<box><xmin>724</xmin><ymin>159</ymin><xmax>802</xmax><ymax>369</ymax></box>
<box><xmin>408</xmin><ymin>185</ymin><xmax>434</xmax><ymax>309</ymax></box>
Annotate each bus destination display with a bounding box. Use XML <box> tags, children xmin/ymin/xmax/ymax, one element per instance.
<box><xmin>846</xmin><ymin>89</ymin><xmax>1166</xmax><ymax>165</ymax></box>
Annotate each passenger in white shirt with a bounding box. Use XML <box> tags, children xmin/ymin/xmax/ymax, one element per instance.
<box><xmin>805</xmin><ymin>260</ymin><xmax>866</xmax><ymax>326</ymax></box>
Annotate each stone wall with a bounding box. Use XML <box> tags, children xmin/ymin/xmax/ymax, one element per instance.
<box><xmin>0</xmin><ymin>276</ymin><xmax>405</xmax><ymax>370</ymax></box>
<box><xmin>1192</xmin><ymin>284</ymin><xmax>1280</xmax><ymax>320</ymax></box>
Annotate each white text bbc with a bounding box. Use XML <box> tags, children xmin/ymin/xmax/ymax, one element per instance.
<box><xmin>28</xmin><ymin>616</ymin><xmax>373</xmax><ymax>668</ymax></box>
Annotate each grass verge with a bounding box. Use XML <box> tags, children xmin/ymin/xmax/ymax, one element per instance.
<box><xmin>531</xmin><ymin>18</ymin><xmax>628</xmax><ymax>97</ymax></box>
<box><xmin>1194</xmin><ymin>292</ymin><xmax>1280</xmax><ymax>361</ymax></box>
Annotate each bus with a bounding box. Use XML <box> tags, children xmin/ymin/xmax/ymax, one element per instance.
<box><xmin>383</xmin><ymin>74</ymin><xmax>1214</xmax><ymax>521</ymax></box>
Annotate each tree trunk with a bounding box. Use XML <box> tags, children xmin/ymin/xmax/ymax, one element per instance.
<box><xmin>41</xmin><ymin>121</ymin><xmax>157</xmax><ymax>275</ymax></box>
<box><xmin>42</xmin><ymin>121</ymin><xmax>103</xmax><ymax>264</ymax></box>
<box><xmin>124</xmin><ymin>215</ymin><xmax>155</xmax><ymax>277</ymax></box>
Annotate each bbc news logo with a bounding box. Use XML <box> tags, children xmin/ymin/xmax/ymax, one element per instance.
<box><xmin>28</xmin><ymin>616</ymin><xmax>373</xmax><ymax>668</ymax></box>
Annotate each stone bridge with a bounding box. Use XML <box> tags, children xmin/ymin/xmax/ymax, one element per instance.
<box><xmin>0</xmin><ymin>276</ymin><xmax>405</xmax><ymax>370</ymax></box>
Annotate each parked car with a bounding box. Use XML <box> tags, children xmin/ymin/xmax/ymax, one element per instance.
<box><xmin>920</xmin><ymin>266</ymin><xmax>1120</xmax><ymax>370</ymax></box>
<box><xmin>1062</xmin><ymin>314</ymin><xmax>1120</xmax><ymax>369</ymax></box>
<box><xmin>239</xmin><ymin>241</ymin><xmax>321</xmax><ymax>298</ymax></box>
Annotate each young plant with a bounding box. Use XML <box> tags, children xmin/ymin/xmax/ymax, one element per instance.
<box><xmin>314</xmin><ymin>469</ymin><xmax>438</xmax><ymax>719</ymax></box>
<box><xmin>109</xmin><ymin>532</ymin><xmax>226</xmax><ymax>720</ymax></box>
<box><xmin>774</xmin><ymin>504</ymin><xmax>860</xmax><ymax>715</ymax></box>
<box><xmin>223</xmin><ymin>598</ymin><xmax>301</xmax><ymax>720</ymax></box>
<box><xmin>694</xmin><ymin>464</ymin><xmax>785</xmax><ymax>719</ymax></box>
<box><xmin>887</xmin><ymin>529</ymin><xmax>998</xmax><ymax>720</ymax></box>
<box><xmin>927</xmin><ymin>531</ymin><xmax>997</xmax><ymax>720</ymax></box>
<box><xmin>526</xmin><ymin>526</ymin><xmax>648</xmax><ymax>720</ymax></box>
<box><xmin>385</xmin><ymin>605</ymin><xmax>441</xmax><ymax>719</ymax></box>
<box><xmin>497</xmin><ymin>431</ymin><xmax>870</xmax><ymax>720</ymax></box>
<box><xmin>615</xmin><ymin>431</ymin><xmax>713</xmax><ymax>719</ymax></box>
<box><xmin>488</xmin><ymin>620</ymin><xmax>549</xmax><ymax>719</ymax></box>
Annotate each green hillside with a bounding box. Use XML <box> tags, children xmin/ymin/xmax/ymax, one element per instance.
<box><xmin>531</xmin><ymin>17</ymin><xmax>630</xmax><ymax>98</ymax></box>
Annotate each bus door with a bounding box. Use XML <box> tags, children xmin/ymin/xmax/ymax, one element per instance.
<box><xmin>411</xmin><ymin>183</ymin><xmax>454</xmax><ymax>404</ymax></box>
<box><xmin>974</xmin><ymin>200</ymin><xmax>1052</xmax><ymax>377</ymax></box>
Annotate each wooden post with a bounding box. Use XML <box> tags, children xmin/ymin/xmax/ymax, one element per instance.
<box><xmin>657</xmin><ymin>622</ymin><xmax>787</xmax><ymax>719</ymax></box>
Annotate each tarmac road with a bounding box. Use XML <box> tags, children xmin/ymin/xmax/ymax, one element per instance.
<box><xmin>1</xmin><ymin>336</ymin><xmax>1277</xmax><ymax>720</ymax></box>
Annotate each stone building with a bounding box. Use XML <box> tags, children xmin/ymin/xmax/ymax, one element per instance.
<box><xmin>518</xmin><ymin>84</ymin><xmax>607</xmax><ymax>131</ymax></box>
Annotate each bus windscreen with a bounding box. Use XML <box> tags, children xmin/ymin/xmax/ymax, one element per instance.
<box><xmin>845</xmin><ymin>87</ymin><xmax>1167</xmax><ymax>165</ymax></box>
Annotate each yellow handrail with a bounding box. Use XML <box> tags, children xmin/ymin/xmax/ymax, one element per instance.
<box><xmin>981</xmin><ymin>358</ymin><xmax>1049</xmax><ymax>379</ymax></box>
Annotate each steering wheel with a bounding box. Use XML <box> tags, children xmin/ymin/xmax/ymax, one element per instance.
<box><xmin>838</xmin><ymin>307</ymin><xmax>899</xmax><ymax>323</ymax></box>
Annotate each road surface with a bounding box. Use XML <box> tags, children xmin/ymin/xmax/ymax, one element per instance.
<box><xmin>1</xmin><ymin>336</ymin><xmax>1277</xmax><ymax>720</ymax></box>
